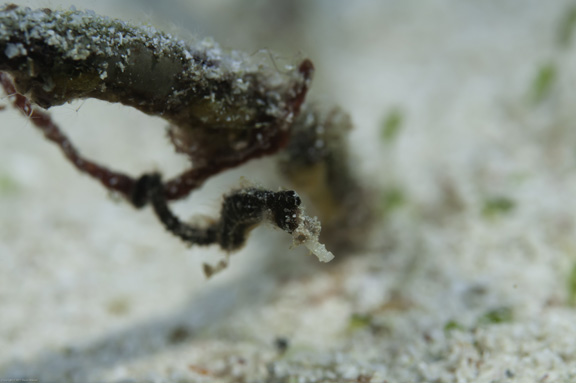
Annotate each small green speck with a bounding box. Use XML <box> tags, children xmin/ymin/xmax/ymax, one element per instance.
<box><xmin>478</xmin><ymin>307</ymin><xmax>513</xmax><ymax>325</ymax></box>
<box><xmin>482</xmin><ymin>196</ymin><xmax>515</xmax><ymax>218</ymax></box>
<box><xmin>444</xmin><ymin>320</ymin><xmax>464</xmax><ymax>332</ymax></box>
<box><xmin>349</xmin><ymin>313</ymin><xmax>373</xmax><ymax>330</ymax></box>
<box><xmin>381</xmin><ymin>108</ymin><xmax>403</xmax><ymax>143</ymax></box>
<box><xmin>167</xmin><ymin>325</ymin><xmax>191</xmax><ymax>344</ymax></box>
<box><xmin>530</xmin><ymin>63</ymin><xmax>557</xmax><ymax>104</ymax></box>
<box><xmin>0</xmin><ymin>174</ymin><xmax>19</xmax><ymax>195</ymax></box>
<box><xmin>381</xmin><ymin>187</ymin><xmax>406</xmax><ymax>214</ymax></box>
<box><xmin>107</xmin><ymin>297</ymin><xmax>130</xmax><ymax>316</ymax></box>
<box><xmin>568</xmin><ymin>262</ymin><xmax>576</xmax><ymax>306</ymax></box>
<box><xmin>558</xmin><ymin>5</ymin><xmax>576</xmax><ymax>47</ymax></box>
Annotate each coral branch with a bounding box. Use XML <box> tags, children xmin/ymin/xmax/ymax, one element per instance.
<box><xmin>0</xmin><ymin>4</ymin><xmax>313</xmax><ymax>179</ymax></box>
<box><xmin>0</xmin><ymin>5</ymin><xmax>335</xmax><ymax>263</ymax></box>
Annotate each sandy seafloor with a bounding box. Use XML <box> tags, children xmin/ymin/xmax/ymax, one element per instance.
<box><xmin>2</xmin><ymin>1</ymin><xmax>576</xmax><ymax>382</ymax></box>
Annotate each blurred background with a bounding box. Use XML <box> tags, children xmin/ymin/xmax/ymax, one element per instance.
<box><xmin>2</xmin><ymin>1</ymin><xmax>576</xmax><ymax>381</ymax></box>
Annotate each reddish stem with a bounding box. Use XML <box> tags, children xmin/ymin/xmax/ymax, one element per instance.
<box><xmin>1</xmin><ymin>72</ymin><xmax>138</xmax><ymax>200</ymax></box>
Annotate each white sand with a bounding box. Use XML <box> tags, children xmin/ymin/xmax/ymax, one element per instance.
<box><xmin>2</xmin><ymin>1</ymin><xmax>576</xmax><ymax>382</ymax></box>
